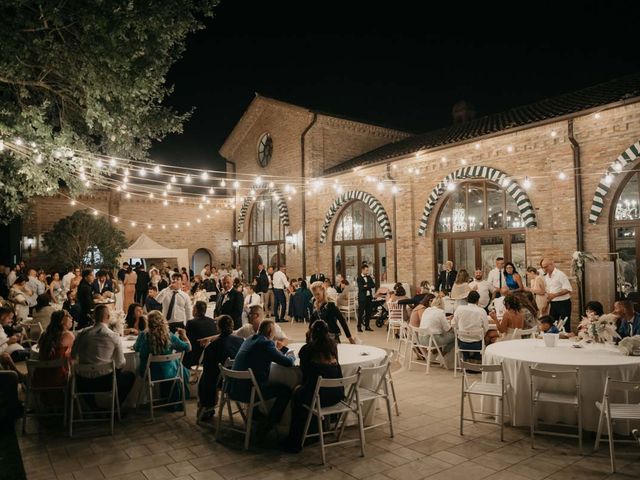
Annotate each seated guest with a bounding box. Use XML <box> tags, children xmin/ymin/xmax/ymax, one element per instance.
<box><xmin>612</xmin><ymin>300</ymin><xmax>640</xmax><ymax>339</ymax></box>
<box><xmin>450</xmin><ymin>269</ymin><xmax>471</xmax><ymax>309</ymax></box>
<box><xmin>513</xmin><ymin>291</ymin><xmax>538</xmax><ymax>328</ymax></box>
<box><xmin>280</xmin><ymin>320</ymin><xmax>344</xmax><ymax>453</ymax></box>
<box><xmin>0</xmin><ymin>306</ymin><xmax>27</xmax><ymax>382</ymax></box>
<box><xmin>190</xmin><ymin>275</ymin><xmax>205</xmax><ymax>295</ymax></box>
<box><xmin>335</xmin><ymin>280</ymin><xmax>351</xmax><ymax>308</ymax></box>
<box><xmin>539</xmin><ymin>315</ymin><xmax>560</xmax><ymax>334</ymax></box>
<box><xmin>290</xmin><ymin>280</ymin><xmax>313</xmax><ymax>323</ymax></box>
<box><xmin>8</xmin><ymin>275</ymin><xmax>30</xmax><ymax>322</ymax></box>
<box><xmin>242</xmin><ymin>283</ymin><xmax>261</xmax><ymax>324</ymax></box>
<box><xmin>76</xmin><ymin>269</ymin><xmax>95</xmax><ymax>329</ymax></box>
<box><xmin>409</xmin><ymin>294</ymin><xmax>433</xmax><ymax>328</ymax></box>
<box><xmin>586</xmin><ymin>300</ymin><xmax>605</xmax><ymax>319</ymax></box>
<box><xmin>92</xmin><ymin>270</ymin><xmax>114</xmax><ymax>298</ymax></box>
<box><xmin>323</xmin><ymin>279</ymin><xmax>338</xmax><ymax>303</ymax></box>
<box><xmin>452</xmin><ymin>291</ymin><xmax>489</xmax><ymax>361</ymax></box>
<box><xmin>398</xmin><ymin>280</ymin><xmax>431</xmax><ymax>307</ymax></box>
<box><xmin>420</xmin><ymin>294</ymin><xmax>455</xmax><ymax>353</ymax></box>
<box><xmin>184</xmin><ymin>301</ymin><xmax>217</xmax><ymax>368</ymax></box>
<box><xmin>62</xmin><ymin>290</ymin><xmax>82</xmax><ymax>326</ymax></box>
<box><xmin>489</xmin><ymin>294</ymin><xmax>524</xmax><ymax>342</ymax></box>
<box><xmin>33</xmin><ymin>310</ymin><xmax>75</xmax><ymax>404</ymax></box>
<box><xmin>71</xmin><ymin>305</ymin><xmax>135</xmax><ymax>408</ymax></box>
<box><xmin>32</xmin><ymin>293</ymin><xmax>56</xmax><ymax>330</ymax></box>
<box><xmin>134</xmin><ymin>311</ymin><xmax>191</xmax><ymax>403</ymax></box>
<box><xmin>236</xmin><ymin>305</ymin><xmax>288</xmax><ymax>349</ymax></box>
<box><xmin>124</xmin><ymin>303</ymin><xmax>146</xmax><ymax>335</ymax></box>
<box><xmin>145</xmin><ymin>286</ymin><xmax>162</xmax><ymax>313</ymax></box>
<box><xmin>197</xmin><ymin>315</ymin><xmax>244</xmax><ymax>423</ymax></box>
<box><xmin>231</xmin><ymin>319</ymin><xmax>294</xmax><ymax>425</ymax></box>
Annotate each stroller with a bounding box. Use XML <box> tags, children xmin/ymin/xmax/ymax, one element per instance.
<box><xmin>371</xmin><ymin>298</ymin><xmax>388</xmax><ymax>327</ymax></box>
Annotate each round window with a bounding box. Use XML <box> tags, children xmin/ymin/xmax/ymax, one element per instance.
<box><xmin>257</xmin><ymin>133</ymin><xmax>273</xmax><ymax>168</ymax></box>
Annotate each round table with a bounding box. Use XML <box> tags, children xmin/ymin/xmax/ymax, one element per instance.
<box><xmin>483</xmin><ymin>338</ymin><xmax>640</xmax><ymax>432</ymax></box>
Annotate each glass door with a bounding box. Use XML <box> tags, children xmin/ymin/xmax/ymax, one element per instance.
<box><xmin>344</xmin><ymin>246</ymin><xmax>358</xmax><ymax>285</ymax></box>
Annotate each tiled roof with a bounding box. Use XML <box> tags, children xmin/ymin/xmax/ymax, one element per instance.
<box><xmin>324</xmin><ymin>73</ymin><xmax>640</xmax><ymax>175</ymax></box>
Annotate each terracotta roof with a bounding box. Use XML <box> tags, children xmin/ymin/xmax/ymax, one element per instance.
<box><xmin>324</xmin><ymin>73</ymin><xmax>640</xmax><ymax>175</ymax></box>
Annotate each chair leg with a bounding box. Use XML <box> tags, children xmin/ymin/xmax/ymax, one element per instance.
<box><xmin>149</xmin><ymin>383</ymin><xmax>155</xmax><ymax>421</ymax></box>
<box><xmin>384</xmin><ymin>388</ymin><xmax>394</xmax><ymax>438</ymax></box>
<box><xmin>389</xmin><ymin>378</ymin><xmax>400</xmax><ymax>416</ymax></box>
<box><xmin>594</xmin><ymin>405</ymin><xmax>605</xmax><ymax>451</ymax></box>
<box><xmin>426</xmin><ymin>347</ymin><xmax>431</xmax><ymax>375</ymax></box>
<box><xmin>110</xmin><ymin>388</ymin><xmax>116</xmax><ymax>436</ymax></box>
<box><xmin>454</xmin><ymin>345</ymin><xmax>459</xmax><ymax>377</ymax></box>
<box><xmin>300</xmin><ymin>403</ymin><xmax>315</xmax><ymax>451</ymax></box>
<box><xmin>459</xmin><ymin>391</ymin><xmax>465</xmax><ymax>436</ymax></box>
<box><xmin>356</xmin><ymin>405</ymin><xmax>366</xmax><ymax>457</ymax></box>
<box><xmin>317</xmin><ymin>412</ymin><xmax>326</xmax><ymax>465</ymax></box>
<box><xmin>245</xmin><ymin>397</ymin><xmax>254</xmax><ymax>451</ymax></box>
<box><xmin>181</xmin><ymin>379</ymin><xmax>187</xmax><ymax>417</ymax></box>
<box><xmin>577</xmin><ymin>402</ymin><xmax>583</xmax><ymax>454</ymax></box>
<box><xmin>606</xmin><ymin>414</ymin><xmax>616</xmax><ymax>473</ymax></box>
<box><xmin>499</xmin><ymin>396</ymin><xmax>504</xmax><ymax>442</ymax></box>
<box><xmin>215</xmin><ymin>395</ymin><xmax>225</xmax><ymax>441</ymax></box>
<box><xmin>22</xmin><ymin>388</ymin><xmax>28</xmax><ymax>434</ymax></box>
<box><xmin>530</xmin><ymin>399</ymin><xmax>535</xmax><ymax>449</ymax></box>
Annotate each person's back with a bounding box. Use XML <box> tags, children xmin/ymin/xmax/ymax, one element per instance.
<box><xmin>185</xmin><ymin>315</ymin><xmax>218</xmax><ymax>367</ymax></box>
<box><xmin>73</xmin><ymin>323</ymin><xmax>120</xmax><ymax>366</ymax></box>
<box><xmin>453</xmin><ymin>303</ymin><xmax>488</xmax><ymax>342</ymax></box>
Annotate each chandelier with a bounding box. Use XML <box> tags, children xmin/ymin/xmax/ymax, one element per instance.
<box><xmin>452</xmin><ymin>202</ymin><xmax>467</xmax><ymax>232</ymax></box>
<box><xmin>615</xmin><ymin>199</ymin><xmax>638</xmax><ymax>221</ymax></box>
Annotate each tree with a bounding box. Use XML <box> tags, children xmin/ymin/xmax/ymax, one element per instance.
<box><xmin>42</xmin><ymin>210</ymin><xmax>128</xmax><ymax>271</ymax></box>
<box><xmin>0</xmin><ymin>0</ymin><xmax>217</xmax><ymax>224</ymax></box>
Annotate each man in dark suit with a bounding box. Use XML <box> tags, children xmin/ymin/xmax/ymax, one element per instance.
<box><xmin>357</xmin><ymin>264</ymin><xmax>376</xmax><ymax>332</ymax></box>
<box><xmin>613</xmin><ymin>300</ymin><xmax>640</xmax><ymax>339</ymax></box>
<box><xmin>184</xmin><ymin>301</ymin><xmax>218</xmax><ymax>368</ymax></box>
<box><xmin>76</xmin><ymin>269</ymin><xmax>96</xmax><ymax>329</ymax></box>
<box><xmin>135</xmin><ymin>264</ymin><xmax>150</xmax><ymax>305</ymax></box>
<box><xmin>91</xmin><ymin>270</ymin><xmax>113</xmax><ymax>296</ymax></box>
<box><xmin>310</xmin><ymin>268</ymin><xmax>326</xmax><ymax>284</ymax></box>
<box><xmin>145</xmin><ymin>286</ymin><xmax>163</xmax><ymax>312</ymax></box>
<box><xmin>437</xmin><ymin>260</ymin><xmax>457</xmax><ymax>293</ymax></box>
<box><xmin>214</xmin><ymin>275</ymin><xmax>244</xmax><ymax>330</ymax></box>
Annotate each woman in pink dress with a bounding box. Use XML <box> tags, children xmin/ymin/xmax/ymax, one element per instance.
<box><xmin>123</xmin><ymin>266</ymin><xmax>137</xmax><ymax>311</ymax></box>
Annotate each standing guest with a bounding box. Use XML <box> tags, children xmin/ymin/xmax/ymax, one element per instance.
<box><xmin>469</xmin><ymin>269</ymin><xmax>493</xmax><ymax>311</ymax></box>
<box><xmin>218</xmin><ymin>264</ymin><xmax>229</xmax><ymax>278</ymax></box>
<box><xmin>612</xmin><ymin>300</ymin><xmax>640</xmax><ymax>339</ymax></box>
<box><xmin>37</xmin><ymin>271</ymin><xmax>49</xmax><ymax>293</ymax></box>
<box><xmin>486</xmin><ymin>257</ymin><xmax>506</xmax><ymax>299</ymax></box>
<box><xmin>156</xmin><ymin>273</ymin><xmax>193</xmax><ymax>332</ymax></box>
<box><xmin>123</xmin><ymin>265</ymin><xmax>137</xmax><ymax>311</ymax></box>
<box><xmin>233</xmin><ymin>305</ymin><xmax>289</xmax><ymax>348</ymax></box>
<box><xmin>134</xmin><ymin>264</ymin><xmax>150</xmax><ymax>305</ymax></box>
<box><xmin>124</xmin><ymin>303</ymin><xmax>146</xmax><ymax>335</ymax></box>
<box><xmin>26</xmin><ymin>268</ymin><xmax>45</xmax><ymax>313</ymax></box>
<box><xmin>32</xmin><ymin>293</ymin><xmax>56</xmax><ymax>331</ymax></box>
<box><xmin>145</xmin><ymin>286</ymin><xmax>162</xmax><ymax>312</ymax></box>
<box><xmin>541</xmin><ymin>258</ymin><xmax>573</xmax><ymax>328</ymax></box>
<box><xmin>310</xmin><ymin>268</ymin><xmax>326</xmax><ymax>285</ymax></box>
<box><xmin>230</xmin><ymin>264</ymin><xmax>239</xmax><ymax>281</ymax></box>
<box><xmin>9</xmin><ymin>276</ymin><xmax>31</xmax><ymax>321</ymax></box>
<box><xmin>450</xmin><ymin>269</ymin><xmax>471</xmax><ymax>308</ymax></box>
<box><xmin>92</xmin><ymin>270</ymin><xmax>114</xmax><ymax>297</ymax></box>
<box><xmin>243</xmin><ymin>283</ymin><xmax>261</xmax><ymax>324</ymax></box>
<box><xmin>291</xmin><ymin>280</ymin><xmax>313</xmax><ymax>323</ymax></box>
<box><xmin>452</xmin><ymin>291</ymin><xmax>489</xmax><ymax>361</ymax></box>
<box><xmin>489</xmin><ymin>294</ymin><xmax>524</xmax><ymax>342</ymax></box>
<box><xmin>272</xmin><ymin>265</ymin><xmax>290</xmax><ymax>323</ymax></box>
<box><xmin>69</xmin><ymin>267</ymin><xmax>82</xmax><ymax>293</ymax></box>
<box><xmin>356</xmin><ymin>264</ymin><xmax>376</xmax><ymax>332</ymax></box>
<box><xmin>117</xmin><ymin>262</ymin><xmax>129</xmax><ymax>283</ymax></box>
<box><xmin>76</xmin><ymin>270</ymin><xmax>95</xmax><ymax>329</ymax></box>
<box><xmin>49</xmin><ymin>272</ymin><xmax>65</xmax><ymax>305</ymax></box>
<box><xmin>264</xmin><ymin>266</ymin><xmax>275</xmax><ymax>318</ymax></box>
<box><xmin>184</xmin><ymin>301</ymin><xmax>217</xmax><ymax>368</ymax></box>
<box><xmin>310</xmin><ymin>281</ymin><xmax>356</xmax><ymax>344</ymax></box>
<box><xmin>420</xmin><ymin>294</ymin><xmax>455</xmax><ymax>353</ymax></box>
<box><xmin>255</xmin><ymin>263</ymin><xmax>269</xmax><ymax>302</ymax></box>
<box><xmin>514</xmin><ymin>291</ymin><xmax>539</xmax><ymax>328</ymax></box>
<box><xmin>437</xmin><ymin>260</ymin><xmax>457</xmax><ymax>293</ymax></box>
<box><xmin>180</xmin><ymin>268</ymin><xmax>190</xmax><ymax>286</ymax></box>
<box><xmin>235</xmin><ymin>265</ymin><xmax>245</xmax><ymax>283</ymax></box>
<box><xmin>134</xmin><ymin>310</ymin><xmax>191</xmax><ymax>404</ymax></box>
<box><xmin>501</xmin><ymin>262</ymin><xmax>524</xmax><ymax>294</ymax></box>
<box><xmin>33</xmin><ymin>309</ymin><xmax>75</xmax><ymax>405</ymax></box>
<box><xmin>214</xmin><ymin>275</ymin><xmax>244</xmax><ymax>330</ymax></box>
<box><xmin>231</xmin><ymin>320</ymin><xmax>294</xmax><ymax>425</ymax></box>
<box><xmin>197</xmin><ymin>315</ymin><xmax>244</xmax><ymax>423</ymax></box>
<box><xmin>409</xmin><ymin>294</ymin><xmax>433</xmax><ymax>328</ymax></box>
<box><xmin>525</xmin><ymin>266</ymin><xmax>548</xmax><ymax>316</ymax></box>
<box><xmin>336</xmin><ymin>279</ymin><xmax>351</xmax><ymax>309</ymax></box>
<box><xmin>280</xmin><ymin>320</ymin><xmax>344</xmax><ymax>452</ymax></box>
<box><xmin>71</xmin><ymin>305</ymin><xmax>135</xmax><ymax>408</ymax></box>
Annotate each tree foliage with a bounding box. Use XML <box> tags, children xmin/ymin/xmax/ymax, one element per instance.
<box><xmin>42</xmin><ymin>210</ymin><xmax>128</xmax><ymax>271</ymax></box>
<box><xmin>0</xmin><ymin>0</ymin><xmax>217</xmax><ymax>224</ymax></box>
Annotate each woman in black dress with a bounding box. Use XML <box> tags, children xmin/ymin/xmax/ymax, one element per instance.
<box><xmin>308</xmin><ymin>281</ymin><xmax>356</xmax><ymax>344</ymax></box>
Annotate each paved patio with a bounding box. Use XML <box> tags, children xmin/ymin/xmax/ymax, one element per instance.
<box><xmin>17</xmin><ymin>322</ymin><xmax>640</xmax><ymax>480</ymax></box>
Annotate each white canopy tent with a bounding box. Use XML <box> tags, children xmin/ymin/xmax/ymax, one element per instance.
<box><xmin>119</xmin><ymin>234</ymin><xmax>189</xmax><ymax>272</ymax></box>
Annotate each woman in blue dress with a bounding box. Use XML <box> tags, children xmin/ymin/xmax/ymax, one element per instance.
<box><xmin>134</xmin><ymin>310</ymin><xmax>192</xmax><ymax>401</ymax></box>
<box><xmin>501</xmin><ymin>262</ymin><xmax>524</xmax><ymax>294</ymax></box>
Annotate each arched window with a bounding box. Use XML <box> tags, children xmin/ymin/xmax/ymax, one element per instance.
<box><xmin>192</xmin><ymin>248</ymin><xmax>213</xmax><ymax>276</ymax></box>
<box><xmin>333</xmin><ymin>200</ymin><xmax>387</xmax><ymax>286</ymax></box>
<box><xmin>239</xmin><ymin>193</ymin><xmax>286</xmax><ymax>281</ymax></box>
<box><xmin>435</xmin><ymin>180</ymin><xmax>525</xmax><ymax>280</ymax></box>
<box><xmin>611</xmin><ymin>171</ymin><xmax>640</xmax><ymax>298</ymax></box>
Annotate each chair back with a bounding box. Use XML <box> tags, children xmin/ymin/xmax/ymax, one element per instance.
<box><xmin>26</xmin><ymin>358</ymin><xmax>69</xmax><ymax>389</ymax></box>
<box><xmin>603</xmin><ymin>377</ymin><xmax>640</xmax><ymax>395</ymax></box>
<box><xmin>461</xmin><ymin>361</ymin><xmax>501</xmax><ymax>374</ymax></box>
<box><xmin>72</xmin><ymin>360</ymin><xmax>115</xmax><ymax>378</ymax></box>
<box><xmin>317</xmin><ymin>373</ymin><xmax>359</xmax><ymax>389</ymax></box>
<box><xmin>513</xmin><ymin>326</ymin><xmax>538</xmax><ymax>339</ymax></box>
<box><xmin>149</xmin><ymin>352</ymin><xmax>183</xmax><ymax>364</ymax></box>
<box><xmin>530</xmin><ymin>366</ymin><xmax>579</xmax><ymax>381</ymax></box>
<box><xmin>388</xmin><ymin>302</ymin><xmax>404</xmax><ymax>322</ymax></box>
<box><xmin>455</xmin><ymin>328</ymin><xmax>485</xmax><ymax>349</ymax></box>
<box><xmin>219</xmin><ymin>365</ymin><xmax>268</xmax><ymax>411</ymax></box>
<box><xmin>358</xmin><ymin>359</ymin><xmax>390</xmax><ymax>393</ymax></box>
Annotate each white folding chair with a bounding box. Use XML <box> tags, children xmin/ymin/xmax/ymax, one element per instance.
<box><xmin>386</xmin><ymin>302</ymin><xmax>405</xmax><ymax>344</ymax></box>
<box><xmin>357</xmin><ymin>360</ymin><xmax>395</xmax><ymax>437</ymax></box>
<box><xmin>69</xmin><ymin>360</ymin><xmax>120</xmax><ymax>437</ymax></box>
<box><xmin>511</xmin><ymin>326</ymin><xmax>538</xmax><ymax>340</ymax></box>
<box><xmin>216</xmin><ymin>365</ymin><xmax>268</xmax><ymax>450</ymax></box>
<box><xmin>594</xmin><ymin>377</ymin><xmax>640</xmax><ymax>472</ymax></box>
<box><xmin>453</xmin><ymin>328</ymin><xmax>485</xmax><ymax>377</ymax></box>
<box><xmin>189</xmin><ymin>349</ymin><xmax>206</xmax><ymax>386</ymax></box>
<box><xmin>20</xmin><ymin>320</ymin><xmax>43</xmax><ymax>347</ymax></box>
<box><xmin>460</xmin><ymin>361</ymin><xmax>510</xmax><ymax>441</ymax></box>
<box><xmin>529</xmin><ymin>366</ymin><xmax>582</xmax><ymax>451</ymax></box>
<box><xmin>301</xmin><ymin>373</ymin><xmax>365</xmax><ymax>465</ymax></box>
<box><xmin>138</xmin><ymin>352</ymin><xmax>187</xmax><ymax>421</ymax></box>
<box><xmin>385</xmin><ymin>350</ymin><xmax>401</xmax><ymax>416</ymax></box>
<box><xmin>408</xmin><ymin>326</ymin><xmax>446</xmax><ymax>374</ymax></box>
<box><xmin>338</xmin><ymin>291</ymin><xmax>358</xmax><ymax>325</ymax></box>
<box><xmin>22</xmin><ymin>358</ymin><xmax>69</xmax><ymax>433</ymax></box>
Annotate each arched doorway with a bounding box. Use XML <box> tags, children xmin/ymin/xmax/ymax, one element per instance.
<box><xmin>192</xmin><ymin>248</ymin><xmax>213</xmax><ymax>276</ymax></box>
<box><xmin>610</xmin><ymin>170</ymin><xmax>640</xmax><ymax>298</ymax></box>
<box><xmin>239</xmin><ymin>193</ymin><xmax>286</xmax><ymax>282</ymax></box>
<box><xmin>434</xmin><ymin>180</ymin><xmax>526</xmax><ymax>282</ymax></box>
<box><xmin>333</xmin><ymin>200</ymin><xmax>387</xmax><ymax>286</ymax></box>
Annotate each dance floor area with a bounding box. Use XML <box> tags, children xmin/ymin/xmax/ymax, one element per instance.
<box><xmin>17</xmin><ymin>323</ymin><xmax>640</xmax><ymax>480</ymax></box>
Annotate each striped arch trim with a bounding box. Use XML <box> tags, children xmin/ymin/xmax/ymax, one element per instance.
<box><xmin>319</xmin><ymin>191</ymin><xmax>392</xmax><ymax>244</ymax></box>
<box><xmin>589</xmin><ymin>141</ymin><xmax>640</xmax><ymax>224</ymax></box>
<box><xmin>236</xmin><ymin>184</ymin><xmax>290</xmax><ymax>233</ymax></box>
<box><xmin>417</xmin><ymin>165</ymin><xmax>538</xmax><ymax>237</ymax></box>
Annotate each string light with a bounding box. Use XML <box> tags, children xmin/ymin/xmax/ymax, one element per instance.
<box><xmin>233</xmin><ymin>180</ymin><xmax>240</xmax><ymax>189</ymax></box>
<box><xmin>558</xmin><ymin>171</ymin><xmax>567</xmax><ymax>180</ymax></box>
<box><xmin>179</xmin><ymin>197</ymin><xmax>184</xmax><ymax>203</ymax></box>
<box><xmin>447</xmin><ymin>181</ymin><xmax>456</xmax><ymax>191</ymax></box>
<box><xmin>139</xmin><ymin>168</ymin><xmax>146</xmax><ymax>177</ymax></box>
<box><xmin>595</xmin><ymin>113</ymin><xmax>601</xmax><ymax>119</ymax></box>
<box><xmin>256</xmin><ymin>176</ymin><xmax>262</xmax><ymax>185</ymax></box>
<box><xmin>125</xmin><ymin>193</ymin><xmax>131</xmax><ymax>199</ymax></box>
<box><xmin>170</xmin><ymin>175</ymin><xmax>177</xmax><ymax>183</ymax></box>
<box><xmin>146</xmin><ymin>224</ymin><xmax>151</xmax><ymax>229</ymax></box>
<box><xmin>110</xmin><ymin>158</ymin><xmax>117</xmax><ymax>167</ymax></box>
<box><xmin>604</xmin><ymin>172</ymin><xmax>614</xmax><ymax>186</ymax></box>
<box><xmin>70</xmin><ymin>199</ymin><xmax>76</xmax><ymax>206</ymax></box>
<box><xmin>613</xmin><ymin>162</ymin><xmax>623</xmax><ymax>173</ymax></box>
<box><xmin>201</xmin><ymin>172</ymin><xmax>208</xmax><ymax>180</ymax></box>
<box><xmin>92</xmin><ymin>209</ymin><xmax>98</xmax><ymax>216</ymax></box>
<box><xmin>474</xmin><ymin>143</ymin><xmax>480</xmax><ymax>150</ymax></box>
<box><xmin>113</xmin><ymin>217</ymin><xmax>119</xmax><ymax>223</ymax></box>
<box><xmin>0</xmin><ymin>140</ymin><xmax>4</xmax><ymax>151</ymax></box>
<box><xmin>96</xmin><ymin>159</ymin><xmax>103</xmax><ymax>168</ymax></box>
<box><xmin>209</xmin><ymin>187</ymin><xmax>215</xmax><ymax>194</ymax></box>
<box><xmin>507</xmin><ymin>145</ymin><xmax>514</xmax><ymax>153</ymax></box>
<box><xmin>131</xmin><ymin>221</ymin><xmax>136</xmax><ymax>227</ymax></box>
<box><xmin>377</xmin><ymin>182</ymin><xmax>385</xmax><ymax>192</ymax></box>
<box><xmin>550</xmin><ymin>130</ymin><xmax>557</xmax><ymax>138</ymax></box>
<box><xmin>523</xmin><ymin>176</ymin><xmax>532</xmax><ymax>189</ymax></box>
<box><xmin>268</xmin><ymin>181</ymin><xmax>274</xmax><ymax>188</ymax></box>
<box><xmin>163</xmin><ymin>200</ymin><xmax>168</xmax><ymax>206</ymax></box>
<box><xmin>185</xmin><ymin>174</ymin><xmax>192</xmax><ymax>184</ymax></box>
<box><xmin>153</xmin><ymin>165</ymin><xmax>160</xmax><ymax>174</ymax></box>
<box><xmin>161</xmin><ymin>224</ymin><xmax>166</xmax><ymax>229</ymax></box>
<box><xmin>391</xmin><ymin>185</ymin><xmax>399</xmax><ymax>194</ymax></box>
<box><xmin>35</xmin><ymin>154</ymin><xmax>43</xmax><ymax>164</ymax></box>
<box><xmin>220</xmin><ymin>179</ymin><xmax>226</xmax><ymax>187</ymax></box>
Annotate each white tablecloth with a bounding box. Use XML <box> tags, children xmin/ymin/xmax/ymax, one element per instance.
<box><xmin>483</xmin><ymin>339</ymin><xmax>640</xmax><ymax>432</ymax></box>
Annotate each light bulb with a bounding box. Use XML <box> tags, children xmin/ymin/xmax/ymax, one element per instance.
<box><xmin>148</xmin><ymin>193</ymin><xmax>154</xmax><ymax>199</ymax></box>
<box><xmin>153</xmin><ymin>165</ymin><xmax>160</xmax><ymax>174</ymax></box>
<box><xmin>613</xmin><ymin>162</ymin><xmax>623</xmax><ymax>173</ymax></box>
<box><xmin>523</xmin><ymin>176</ymin><xmax>532</xmax><ymax>189</ymax></box>
<box><xmin>268</xmin><ymin>181</ymin><xmax>274</xmax><ymax>188</ymax></box>
<box><xmin>233</xmin><ymin>180</ymin><xmax>239</xmax><ymax>189</ymax></box>
<box><xmin>201</xmin><ymin>172</ymin><xmax>209</xmax><ymax>180</ymax></box>
<box><xmin>377</xmin><ymin>182</ymin><xmax>385</xmax><ymax>191</ymax></box>
<box><xmin>92</xmin><ymin>209</ymin><xmax>98</xmax><ymax>216</ymax></box>
<box><xmin>595</xmin><ymin>112</ymin><xmax>601</xmax><ymax>119</ymax></box>
<box><xmin>209</xmin><ymin>187</ymin><xmax>214</xmax><ymax>194</ymax></box>
<box><xmin>220</xmin><ymin>179</ymin><xmax>226</xmax><ymax>187</ymax></box>
<box><xmin>256</xmin><ymin>176</ymin><xmax>262</xmax><ymax>185</ymax></box>
<box><xmin>550</xmin><ymin>130</ymin><xmax>557</xmax><ymax>138</ymax></box>
<box><xmin>604</xmin><ymin>173</ymin><xmax>613</xmax><ymax>186</ymax></box>
<box><xmin>185</xmin><ymin>175</ymin><xmax>192</xmax><ymax>184</ymax></box>
<box><xmin>507</xmin><ymin>145</ymin><xmax>514</xmax><ymax>153</ymax></box>
<box><xmin>163</xmin><ymin>200</ymin><xmax>168</xmax><ymax>206</ymax></box>
<box><xmin>147</xmin><ymin>224</ymin><xmax>151</xmax><ymax>229</ymax></box>
<box><xmin>161</xmin><ymin>224</ymin><xmax>166</xmax><ymax>229</ymax></box>
<box><xmin>474</xmin><ymin>143</ymin><xmax>480</xmax><ymax>150</ymax></box>
<box><xmin>110</xmin><ymin>158</ymin><xmax>117</xmax><ymax>167</ymax></box>
<box><xmin>125</xmin><ymin>193</ymin><xmax>131</xmax><ymax>199</ymax></box>
<box><xmin>558</xmin><ymin>171</ymin><xmax>567</xmax><ymax>180</ymax></box>
<box><xmin>179</xmin><ymin>197</ymin><xmax>184</xmax><ymax>203</ymax></box>
<box><xmin>113</xmin><ymin>217</ymin><xmax>119</xmax><ymax>223</ymax></box>
<box><xmin>96</xmin><ymin>159</ymin><xmax>103</xmax><ymax>168</ymax></box>
<box><xmin>131</xmin><ymin>221</ymin><xmax>136</xmax><ymax>227</ymax></box>
<box><xmin>70</xmin><ymin>199</ymin><xmax>76</xmax><ymax>206</ymax></box>
<box><xmin>139</xmin><ymin>168</ymin><xmax>146</xmax><ymax>176</ymax></box>
<box><xmin>391</xmin><ymin>185</ymin><xmax>399</xmax><ymax>194</ymax></box>
<box><xmin>171</xmin><ymin>175</ymin><xmax>177</xmax><ymax>183</ymax></box>
<box><xmin>447</xmin><ymin>182</ymin><xmax>456</xmax><ymax>191</ymax></box>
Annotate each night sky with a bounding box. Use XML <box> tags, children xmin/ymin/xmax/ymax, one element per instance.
<box><xmin>150</xmin><ymin>1</ymin><xmax>640</xmax><ymax>172</ymax></box>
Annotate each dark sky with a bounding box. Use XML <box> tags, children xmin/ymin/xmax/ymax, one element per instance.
<box><xmin>150</xmin><ymin>1</ymin><xmax>640</xmax><ymax>172</ymax></box>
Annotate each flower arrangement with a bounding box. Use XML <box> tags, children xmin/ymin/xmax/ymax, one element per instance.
<box><xmin>577</xmin><ymin>313</ymin><xmax>620</xmax><ymax>344</ymax></box>
<box><xmin>193</xmin><ymin>288</ymin><xmax>209</xmax><ymax>304</ymax></box>
<box><xmin>570</xmin><ymin>251</ymin><xmax>599</xmax><ymax>284</ymax></box>
<box><xmin>619</xmin><ymin>336</ymin><xmax>640</xmax><ymax>356</ymax></box>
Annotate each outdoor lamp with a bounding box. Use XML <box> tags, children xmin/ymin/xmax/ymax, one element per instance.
<box><xmin>285</xmin><ymin>232</ymin><xmax>295</xmax><ymax>250</ymax></box>
<box><xmin>232</xmin><ymin>240</ymin><xmax>239</xmax><ymax>249</ymax></box>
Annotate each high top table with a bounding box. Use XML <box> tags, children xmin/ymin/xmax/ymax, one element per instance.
<box><xmin>483</xmin><ymin>338</ymin><xmax>640</xmax><ymax>432</ymax></box>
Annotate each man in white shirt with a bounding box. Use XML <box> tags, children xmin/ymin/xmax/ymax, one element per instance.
<box><xmin>71</xmin><ymin>305</ymin><xmax>135</xmax><ymax>408</ymax></box>
<box><xmin>469</xmin><ymin>269</ymin><xmax>493</xmax><ymax>310</ymax></box>
<box><xmin>62</xmin><ymin>266</ymin><xmax>76</xmax><ymax>293</ymax></box>
<box><xmin>26</xmin><ymin>268</ymin><xmax>45</xmax><ymax>310</ymax></box>
<box><xmin>200</xmin><ymin>264</ymin><xmax>211</xmax><ymax>280</ymax></box>
<box><xmin>272</xmin><ymin>265</ymin><xmax>290</xmax><ymax>323</ymax></box>
<box><xmin>486</xmin><ymin>257</ymin><xmax>505</xmax><ymax>298</ymax></box>
<box><xmin>230</xmin><ymin>264</ymin><xmax>239</xmax><ymax>281</ymax></box>
<box><xmin>452</xmin><ymin>291</ymin><xmax>489</xmax><ymax>361</ymax></box>
<box><xmin>235</xmin><ymin>305</ymin><xmax>288</xmax><ymax>349</ymax></box>
<box><xmin>541</xmin><ymin>258</ymin><xmax>573</xmax><ymax>328</ymax></box>
<box><xmin>156</xmin><ymin>273</ymin><xmax>193</xmax><ymax>331</ymax></box>
<box><xmin>218</xmin><ymin>264</ymin><xmax>229</xmax><ymax>278</ymax></box>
